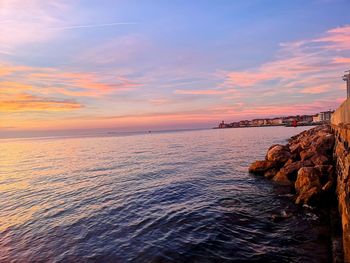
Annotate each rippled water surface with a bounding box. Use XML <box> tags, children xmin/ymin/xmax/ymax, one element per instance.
<box><xmin>0</xmin><ymin>127</ymin><xmax>332</xmax><ymax>262</ymax></box>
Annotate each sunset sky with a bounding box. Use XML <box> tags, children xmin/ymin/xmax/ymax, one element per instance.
<box><xmin>1</xmin><ymin>0</ymin><xmax>350</xmax><ymax>137</ymax></box>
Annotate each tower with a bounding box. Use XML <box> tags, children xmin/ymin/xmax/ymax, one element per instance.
<box><xmin>343</xmin><ymin>70</ymin><xmax>350</xmax><ymax>98</ymax></box>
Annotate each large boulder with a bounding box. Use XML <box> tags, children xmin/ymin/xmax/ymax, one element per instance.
<box><xmin>249</xmin><ymin>160</ymin><xmax>276</xmax><ymax>174</ymax></box>
<box><xmin>273</xmin><ymin>171</ymin><xmax>292</xmax><ymax>186</ymax></box>
<box><xmin>295</xmin><ymin>187</ymin><xmax>321</xmax><ymax>205</ymax></box>
<box><xmin>266</xmin><ymin>144</ymin><xmax>291</xmax><ymax>164</ymax></box>
<box><xmin>294</xmin><ymin>167</ymin><xmax>322</xmax><ymax>205</ymax></box>
<box><xmin>277</xmin><ymin>160</ymin><xmax>312</xmax><ymax>181</ymax></box>
<box><xmin>295</xmin><ymin>167</ymin><xmax>321</xmax><ymax>193</ymax></box>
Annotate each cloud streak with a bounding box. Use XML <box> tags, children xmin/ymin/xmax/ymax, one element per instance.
<box><xmin>0</xmin><ymin>93</ymin><xmax>82</xmax><ymax>112</ymax></box>
<box><xmin>53</xmin><ymin>22</ymin><xmax>137</xmax><ymax>30</ymax></box>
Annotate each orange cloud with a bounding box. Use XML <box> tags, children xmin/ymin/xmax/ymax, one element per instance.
<box><xmin>0</xmin><ymin>93</ymin><xmax>82</xmax><ymax>112</ymax></box>
<box><xmin>223</xmin><ymin>24</ymin><xmax>350</xmax><ymax>102</ymax></box>
<box><xmin>175</xmin><ymin>89</ymin><xmax>233</xmax><ymax>95</ymax></box>
<box><xmin>0</xmin><ymin>63</ymin><xmax>140</xmax><ymax>102</ymax></box>
<box><xmin>300</xmin><ymin>85</ymin><xmax>330</xmax><ymax>94</ymax></box>
<box><xmin>333</xmin><ymin>57</ymin><xmax>350</xmax><ymax>64</ymax></box>
<box><xmin>314</xmin><ymin>25</ymin><xmax>350</xmax><ymax>50</ymax></box>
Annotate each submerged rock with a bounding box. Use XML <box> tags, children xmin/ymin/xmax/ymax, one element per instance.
<box><xmin>273</xmin><ymin>171</ymin><xmax>292</xmax><ymax>186</ymax></box>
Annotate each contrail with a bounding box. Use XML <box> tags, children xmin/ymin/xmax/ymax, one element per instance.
<box><xmin>53</xmin><ymin>22</ymin><xmax>137</xmax><ymax>30</ymax></box>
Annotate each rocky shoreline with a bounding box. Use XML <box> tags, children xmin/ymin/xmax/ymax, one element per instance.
<box><xmin>249</xmin><ymin>125</ymin><xmax>336</xmax><ymax>206</ymax></box>
<box><xmin>249</xmin><ymin>125</ymin><xmax>344</xmax><ymax>262</ymax></box>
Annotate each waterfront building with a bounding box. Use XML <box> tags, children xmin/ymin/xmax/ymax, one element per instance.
<box><xmin>319</xmin><ymin>111</ymin><xmax>333</xmax><ymax>123</ymax></box>
<box><xmin>313</xmin><ymin>114</ymin><xmax>321</xmax><ymax>123</ymax></box>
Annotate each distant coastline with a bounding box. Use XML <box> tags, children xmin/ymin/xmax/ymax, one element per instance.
<box><xmin>214</xmin><ymin>110</ymin><xmax>334</xmax><ymax>129</ymax></box>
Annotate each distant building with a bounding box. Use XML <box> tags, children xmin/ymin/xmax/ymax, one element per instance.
<box><xmin>282</xmin><ymin>116</ymin><xmax>296</xmax><ymax>124</ymax></box>
<box><xmin>299</xmin><ymin>115</ymin><xmax>313</xmax><ymax>123</ymax></box>
<box><xmin>313</xmin><ymin>114</ymin><xmax>320</xmax><ymax>123</ymax></box>
<box><xmin>218</xmin><ymin>121</ymin><xmax>226</xmax><ymax>128</ymax></box>
<box><xmin>343</xmin><ymin>71</ymin><xmax>350</xmax><ymax>98</ymax></box>
<box><xmin>238</xmin><ymin>120</ymin><xmax>249</xmax><ymax>127</ymax></box>
<box><xmin>252</xmin><ymin>119</ymin><xmax>264</xmax><ymax>126</ymax></box>
<box><xmin>319</xmin><ymin>111</ymin><xmax>333</xmax><ymax>123</ymax></box>
<box><xmin>271</xmin><ymin>117</ymin><xmax>283</xmax><ymax>125</ymax></box>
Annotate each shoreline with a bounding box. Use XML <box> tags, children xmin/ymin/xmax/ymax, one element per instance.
<box><xmin>248</xmin><ymin>125</ymin><xmax>344</xmax><ymax>262</ymax></box>
<box><xmin>213</xmin><ymin>123</ymin><xmax>322</xmax><ymax>129</ymax></box>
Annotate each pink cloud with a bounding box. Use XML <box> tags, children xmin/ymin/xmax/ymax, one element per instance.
<box><xmin>174</xmin><ymin>89</ymin><xmax>233</xmax><ymax>95</ymax></box>
<box><xmin>223</xmin><ymin>24</ymin><xmax>350</xmax><ymax>104</ymax></box>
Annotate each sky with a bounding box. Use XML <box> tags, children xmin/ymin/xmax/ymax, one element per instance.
<box><xmin>1</xmin><ymin>0</ymin><xmax>350</xmax><ymax>137</ymax></box>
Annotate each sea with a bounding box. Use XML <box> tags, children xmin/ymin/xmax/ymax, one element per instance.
<box><xmin>0</xmin><ymin>126</ymin><xmax>332</xmax><ymax>263</ymax></box>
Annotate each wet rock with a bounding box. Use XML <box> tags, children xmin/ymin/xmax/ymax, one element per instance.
<box><xmin>295</xmin><ymin>186</ymin><xmax>321</xmax><ymax>205</ymax></box>
<box><xmin>249</xmin><ymin>160</ymin><xmax>276</xmax><ymax>174</ymax></box>
<box><xmin>295</xmin><ymin>167</ymin><xmax>322</xmax><ymax>205</ymax></box>
<box><xmin>264</xmin><ymin>168</ymin><xmax>278</xmax><ymax>179</ymax></box>
<box><xmin>271</xmin><ymin>211</ymin><xmax>290</xmax><ymax>222</ymax></box>
<box><xmin>273</xmin><ymin>171</ymin><xmax>292</xmax><ymax>186</ymax></box>
<box><xmin>295</xmin><ymin>167</ymin><xmax>321</xmax><ymax>193</ymax></box>
<box><xmin>277</xmin><ymin>160</ymin><xmax>312</xmax><ymax>181</ymax></box>
<box><xmin>266</xmin><ymin>144</ymin><xmax>291</xmax><ymax>164</ymax></box>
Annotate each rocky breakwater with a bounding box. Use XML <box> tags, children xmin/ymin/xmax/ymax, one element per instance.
<box><xmin>249</xmin><ymin>125</ymin><xmax>335</xmax><ymax>206</ymax></box>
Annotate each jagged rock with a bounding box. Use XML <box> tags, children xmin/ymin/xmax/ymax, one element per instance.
<box><xmin>264</xmin><ymin>168</ymin><xmax>278</xmax><ymax>179</ymax></box>
<box><xmin>313</xmin><ymin>133</ymin><xmax>335</xmax><ymax>155</ymax></box>
<box><xmin>295</xmin><ymin>167</ymin><xmax>322</xmax><ymax>205</ymax></box>
<box><xmin>295</xmin><ymin>186</ymin><xmax>321</xmax><ymax>205</ymax></box>
<box><xmin>249</xmin><ymin>125</ymin><xmax>336</xmax><ymax>207</ymax></box>
<box><xmin>295</xmin><ymin>167</ymin><xmax>321</xmax><ymax>193</ymax></box>
<box><xmin>284</xmin><ymin>158</ymin><xmax>294</xmax><ymax>166</ymax></box>
<box><xmin>314</xmin><ymin>165</ymin><xmax>334</xmax><ymax>182</ymax></box>
<box><xmin>266</xmin><ymin>144</ymin><xmax>291</xmax><ymax>164</ymax></box>
<box><xmin>277</xmin><ymin>160</ymin><xmax>312</xmax><ymax>181</ymax></box>
<box><xmin>289</xmin><ymin>143</ymin><xmax>302</xmax><ymax>155</ymax></box>
<box><xmin>273</xmin><ymin>171</ymin><xmax>292</xmax><ymax>186</ymax></box>
<box><xmin>249</xmin><ymin>160</ymin><xmax>276</xmax><ymax>174</ymax></box>
<box><xmin>310</xmin><ymin>153</ymin><xmax>330</xmax><ymax>166</ymax></box>
<box><xmin>300</xmin><ymin>148</ymin><xmax>316</xmax><ymax>161</ymax></box>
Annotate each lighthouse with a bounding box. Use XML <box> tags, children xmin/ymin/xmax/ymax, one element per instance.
<box><xmin>343</xmin><ymin>70</ymin><xmax>350</xmax><ymax>98</ymax></box>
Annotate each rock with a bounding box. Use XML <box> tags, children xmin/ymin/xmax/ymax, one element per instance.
<box><xmin>271</xmin><ymin>211</ymin><xmax>290</xmax><ymax>222</ymax></box>
<box><xmin>295</xmin><ymin>186</ymin><xmax>321</xmax><ymax>205</ymax></box>
<box><xmin>264</xmin><ymin>168</ymin><xmax>278</xmax><ymax>179</ymax></box>
<box><xmin>295</xmin><ymin>167</ymin><xmax>321</xmax><ymax>193</ymax></box>
<box><xmin>249</xmin><ymin>160</ymin><xmax>276</xmax><ymax>174</ymax></box>
<box><xmin>300</xmin><ymin>148</ymin><xmax>315</xmax><ymax>161</ymax></box>
<box><xmin>273</xmin><ymin>171</ymin><xmax>292</xmax><ymax>186</ymax></box>
<box><xmin>313</xmin><ymin>133</ymin><xmax>335</xmax><ymax>155</ymax></box>
<box><xmin>277</xmin><ymin>160</ymin><xmax>312</xmax><ymax>181</ymax></box>
<box><xmin>294</xmin><ymin>167</ymin><xmax>322</xmax><ymax>205</ymax></box>
<box><xmin>289</xmin><ymin>143</ymin><xmax>302</xmax><ymax>155</ymax></box>
<box><xmin>314</xmin><ymin>165</ymin><xmax>334</xmax><ymax>184</ymax></box>
<box><xmin>266</xmin><ymin>144</ymin><xmax>291</xmax><ymax>164</ymax></box>
<box><xmin>310</xmin><ymin>153</ymin><xmax>330</xmax><ymax>166</ymax></box>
